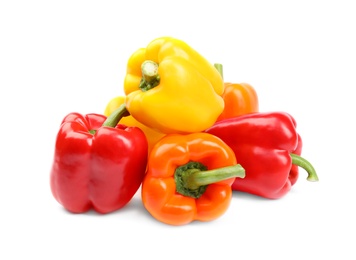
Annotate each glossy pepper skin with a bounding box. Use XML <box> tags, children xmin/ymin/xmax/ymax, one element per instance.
<box><xmin>123</xmin><ymin>36</ymin><xmax>224</xmax><ymax>134</ymax></box>
<box><xmin>104</xmin><ymin>96</ymin><xmax>165</xmax><ymax>155</ymax></box>
<box><xmin>141</xmin><ymin>133</ymin><xmax>245</xmax><ymax>226</ymax></box>
<box><xmin>205</xmin><ymin>112</ymin><xmax>318</xmax><ymax>199</ymax></box>
<box><xmin>214</xmin><ymin>64</ymin><xmax>259</xmax><ymax>121</ymax></box>
<box><xmin>217</xmin><ymin>82</ymin><xmax>259</xmax><ymax>121</ymax></box>
<box><xmin>50</xmin><ymin>107</ymin><xmax>148</xmax><ymax>213</ymax></box>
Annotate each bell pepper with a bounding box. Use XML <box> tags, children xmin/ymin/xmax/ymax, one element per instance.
<box><xmin>141</xmin><ymin>133</ymin><xmax>246</xmax><ymax>226</ymax></box>
<box><xmin>214</xmin><ymin>64</ymin><xmax>259</xmax><ymax>121</ymax></box>
<box><xmin>50</xmin><ymin>105</ymin><xmax>148</xmax><ymax>213</ymax></box>
<box><xmin>123</xmin><ymin>36</ymin><xmax>224</xmax><ymax>134</ymax></box>
<box><xmin>104</xmin><ymin>96</ymin><xmax>165</xmax><ymax>155</ymax></box>
<box><xmin>205</xmin><ymin>112</ymin><xmax>319</xmax><ymax>199</ymax></box>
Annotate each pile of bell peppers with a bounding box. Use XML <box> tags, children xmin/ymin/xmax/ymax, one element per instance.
<box><xmin>50</xmin><ymin>36</ymin><xmax>319</xmax><ymax>226</ymax></box>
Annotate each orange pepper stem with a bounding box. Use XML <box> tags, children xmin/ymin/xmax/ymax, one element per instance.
<box><xmin>174</xmin><ymin>161</ymin><xmax>245</xmax><ymax>199</ymax></box>
<box><xmin>214</xmin><ymin>63</ymin><xmax>223</xmax><ymax>79</ymax></box>
<box><xmin>139</xmin><ymin>60</ymin><xmax>160</xmax><ymax>92</ymax></box>
<box><xmin>290</xmin><ymin>153</ymin><xmax>319</xmax><ymax>181</ymax></box>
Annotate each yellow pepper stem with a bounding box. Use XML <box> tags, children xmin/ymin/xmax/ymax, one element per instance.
<box><xmin>139</xmin><ymin>60</ymin><xmax>160</xmax><ymax>92</ymax></box>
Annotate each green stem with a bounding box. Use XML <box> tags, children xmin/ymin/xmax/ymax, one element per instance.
<box><xmin>290</xmin><ymin>153</ymin><xmax>319</xmax><ymax>181</ymax></box>
<box><xmin>139</xmin><ymin>60</ymin><xmax>160</xmax><ymax>92</ymax></box>
<box><xmin>89</xmin><ymin>104</ymin><xmax>130</xmax><ymax>134</ymax></box>
<box><xmin>214</xmin><ymin>63</ymin><xmax>224</xmax><ymax>79</ymax></box>
<box><xmin>174</xmin><ymin>161</ymin><xmax>245</xmax><ymax>198</ymax></box>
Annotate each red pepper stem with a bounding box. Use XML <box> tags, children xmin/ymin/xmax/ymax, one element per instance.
<box><xmin>139</xmin><ymin>60</ymin><xmax>160</xmax><ymax>92</ymax></box>
<box><xmin>214</xmin><ymin>63</ymin><xmax>224</xmax><ymax>79</ymax></box>
<box><xmin>102</xmin><ymin>104</ymin><xmax>130</xmax><ymax>128</ymax></box>
<box><xmin>290</xmin><ymin>153</ymin><xmax>319</xmax><ymax>181</ymax></box>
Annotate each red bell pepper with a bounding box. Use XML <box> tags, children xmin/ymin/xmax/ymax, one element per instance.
<box><xmin>50</xmin><ymin>105</ymin><xmax>148</xmax><ymax>213</ymax></box>
<box><xmin>205</xmin><ymin>112</ymin><xmax>318</xmax><ymax>199</ymax></box>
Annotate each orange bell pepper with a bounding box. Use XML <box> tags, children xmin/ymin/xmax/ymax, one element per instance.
<box><xmin>141</xmin><ymin>133</ymin><xmax>245</xmax><ymax>226</ymax></box>
<box><xmin>104</xmin><ymin>96</ymin><xmax>165</xmax><ymax>155</ymax></box>
<box><xmin>214</xmin><ymin>64</ymin><xmax>259</xmax><ymax>121</ymax></box>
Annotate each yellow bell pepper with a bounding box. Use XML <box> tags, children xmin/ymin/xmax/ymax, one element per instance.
<box><xmin>104</xmin><ymin>96</ymin><xmax>165</xmax><ymax>155</ymax></box>
<box><xmin>123</xmin><ymin>36</ymin><xmax>224</xmax><ymax>134</ymax></box>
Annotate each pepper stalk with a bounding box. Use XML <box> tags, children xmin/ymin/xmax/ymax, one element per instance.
<box><xmin>89</xmin><ymin>104</ymin><xmax>130</xmax><ymax>134</ymax></box>
<box><xmin>290</xmin><ymin>153</ymin><xmax>319</xmax><ymax>181</ymax></box>
<box><xmin>139</xmin><ymin>60</ymin><xmax>160</xmax><ymax>92</ymax></box>
<box><xmin>175</xmin><ymin>161</ymin><xmax>245</xmax><ymax>199</ymax></box>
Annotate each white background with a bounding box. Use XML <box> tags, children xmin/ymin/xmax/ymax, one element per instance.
<box><xmin>1</xmin><ymin>0</ymin><xmax>355</xmax><ymax>259</ymax></box>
